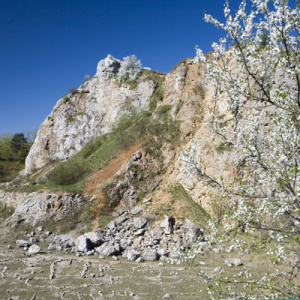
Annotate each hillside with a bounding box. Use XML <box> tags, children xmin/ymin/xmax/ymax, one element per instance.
<box><xmin>0</xmin><ymin>48</ymin><xmax>299</xmax><ymax>299</ymax></box>
<box><xmin>3</xmin><ymin>53</ymin><xmax>224</xmax><ymax>224</ymax></box>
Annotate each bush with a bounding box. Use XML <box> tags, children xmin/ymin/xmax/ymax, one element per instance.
<box><xmin>62</xmin><ymin>95</ymin><xmax>70</xmax><ymax>104</ymax></box>
<box><xmin>69</xmin><ymin>87</ymin><xmax>78</xmax><ymax>95</ymax></box>
<box><xmin>84</xmin><ymin>74</ymin><xmax>91</xmax><ymax>82</ymax></box>
<box><xmin>47</xmin><ymin>161</ymin><xmax>85</xmax><ymax>185</ymax></box>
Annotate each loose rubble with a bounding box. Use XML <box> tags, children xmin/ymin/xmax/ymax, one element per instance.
<box><xmin>74</xmin><ymin>208</ymin><xmax>204</xmax><ymax>262</ymax></box>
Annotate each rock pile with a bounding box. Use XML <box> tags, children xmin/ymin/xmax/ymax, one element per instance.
<box><xmin>75</xmin><ymin>208</ymin><xmax>204</xmax><ymax>261</ymax></box>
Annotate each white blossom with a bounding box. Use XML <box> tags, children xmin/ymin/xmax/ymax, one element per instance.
<box><xmin>117</xmin><ymin>55</ymin><xmax>142</xmax><ymax>82</ymax></box>
<box><xmin>181</xmin><ymin>0</ymin><xmax>300</xmax><ymax>298</ymax></box>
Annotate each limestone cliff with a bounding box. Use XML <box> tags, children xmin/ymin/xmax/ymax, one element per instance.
<box><xmin>25</xmin><ymin>55</ymin><xmax>157</xmax><ymax>173</ymax></box>
<box><xmin>21</xmin><ymin>53</ymin><xmax>233</xmax><ymax>219</ymax></box>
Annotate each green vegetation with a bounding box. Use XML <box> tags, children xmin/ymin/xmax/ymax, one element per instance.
<box><xmin>193</xmin><ymin>84</ymin><xmax>205</xmax><ymax>99</ymax></box>
<box><xmin>69</xmin><ymin>87</ymin><xmax>79</xmax><ymax>96</ymax></box>
<box><xmin>84</xmin><ymin>74</ymin><xmax>91</xmax><ymax>82</ymax></box>
<box><xmin>140</xmin><ymin>70</ymin><xmax>165</xmax><ymax>111</ymax></box>
<box><xmin>47</xmin><ymin>161</ymin><xmax>85</xmax><ymax>185</ymax></box>
<box><xmin>120</xmin><ymin>79</ymin><xmax>138</xmax><ymax>90</ymax></box>
<box><xmin>42</xmin><ymin>210</ymin><xmax>83</xmax><ymax>234</ymax></box>
<box><xmin>0</xmin><ymin>160</ymin><xmax>24</xmax><ymax>183</ymax></box>
<box><xmin>62</xmin><ymin>95</ymin><xmax>70</xmax><ymax>104</ymax></box>
<box><xmin>216</xmin><ymin>141</ymin><xmax>232</xmax><ymax>153</ymax></box>
<box><xmin>169</xmin><ymin>184</ymin><xmax>209</xmax><ymax>227</ymax></box>
<box><xmin>0</xmin><ymin>203</ymin><xmax>14</xmax><ymax>224</ymax></box>
<box><xmin>0</xmin><ymin>133</ymin><xmax>31</xmax><ymax>183</ymax></box>
<box><xmin>23</xmin><ymin>99</ymin><xmax>180</xmax><ymax>194</ymax></box>
<box><xmin>80</xmin><ymin>198</ymin><xmax>113</xmax><ymax>232</ymax></box>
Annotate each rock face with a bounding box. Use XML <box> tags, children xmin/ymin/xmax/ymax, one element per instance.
<box><xmin>25</xmin><ymin>55</ymin><xmax>157</xmax><ymax>173</ymax></box>
<box><xmin>0</xmin><ymin>190</ymin><xmax>83</xmax><ymax>226</ymax></box>
<box><xmin>21</xmin><ymin>54</ymin><xmax>235</xmax><ymax>219</ymax></box>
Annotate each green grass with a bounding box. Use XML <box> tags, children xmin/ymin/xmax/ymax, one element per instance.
<box><xmin>22</xmin><ymin>101</ymin><xmax>180</xmax><ymax>194</ymax></box>
<box><xmin>141</xmin><ymin>70</ymin><xmax>165</xmax><ymax>111</ymax></box>
<box><xmin>62</xmin><ymin>95</ymin><xmax>70</xmax><ymax>104</ymax></box>
<box><xmin>80</xmin><ymin>198</ymin><xmax>113</xmax><ymax>233</ymax></box>
<box><xmin>169</xmin><ymin>184</ymin><xmax>209</xmax><ymax>228</ymax></box>
<box><xmin>7</xmin><ymin>70</ymin><xmax>178</xmax><ymax>201</ymax></box>
<box><xmin>0</xmin><ymin>202</ymin><xmax>15</xmax><ymax>224</ymax></box>
<box><xmin>216</xmin><ymin>142</ymin><xmax>232</xmax><ymax>153</ymax></box>
<box><xmin>42</xmin><ymin>216</ymin><xmax>81</xmax><ymax>234</ymax></box>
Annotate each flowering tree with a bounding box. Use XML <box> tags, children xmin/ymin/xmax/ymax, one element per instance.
<box><xmin>117</xmin><ymin>55</ymin><xmax>142</xmax><ymax>82</ymax></box>
<box><xmin>180</xmin><ymin>0</ymin><xmax>300</xmax><ymax>298</ymax></box>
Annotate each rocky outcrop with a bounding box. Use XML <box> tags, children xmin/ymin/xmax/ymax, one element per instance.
<box><xmin>25</xmin><ymin>55</ymin><xmax>158</xmax><ymax>173</ymax></box>
<box><xmin>0</xmin><ymin>190</ymin><xmax>83</xmax><ymax>226</ymax></box>
<box><xmin>104</xmin><ymin>150</ymin><xmax>162</xmax><ymax>208</ymax></box>
<box><xmin>22</xmin><ymin>53</ymin><xmax>233</xmax><ymax>217</ymax></box>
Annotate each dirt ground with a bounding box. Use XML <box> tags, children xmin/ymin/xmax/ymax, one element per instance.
<box><xmin>1</xmin><ymin>221</ymin><xmax>297</xmax><ymax>300</ymax></box>
<box><xmin>0</xmin><ymin>223</ymin><xmax>206</xmax><ymax>300</ymax></box>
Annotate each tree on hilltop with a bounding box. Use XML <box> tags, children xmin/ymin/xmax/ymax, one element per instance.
<box><xmin>117</xmin><ymin>55</ymin><xmax>142</xmax><ymax>82</ymax></box>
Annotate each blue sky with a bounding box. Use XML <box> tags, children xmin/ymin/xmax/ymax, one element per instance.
<box><xmin>0</xmin><ymin>0</ymin><xmax>242</xmax><ymax>134</ymax></box>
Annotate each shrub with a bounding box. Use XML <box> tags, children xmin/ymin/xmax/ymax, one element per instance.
<box><xmin>62</xmin><ymin>95</ymin><xmax>70</xmax><ymax>104</ymax></box>
<box><xmin>156</xmin><ymin>105</ymin><xmax>172</xmax><ymax>116</ymax></box>
<box><xmin>47</xmin><ymin>161</ymin><xmax>85</xmax><ymax>185</ymax></box>
<box><xmin>69</xmin><ymin>87</ymin><xmax>78</xmax><ymax>95</ymax></box>
<box><xmin>84</xmin><ymin>74</ymin><xmax>91</xmax><ymax>82</ymax></box>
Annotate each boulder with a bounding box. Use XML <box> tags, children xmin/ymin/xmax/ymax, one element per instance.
<box><xmin>29</xmin><ymin>237</ymin><xmax>38</xmax><ymax>243</ymax></box>
<box><xmin>127</xmin><ymin>249</ymin><xmax>141</xmax><ymax>261</ymax></box>
<box><xmin>28</xmin><ymin>245</ymin><xmax>40</xmax><ymax>254</ymax></box>
<box><xmin>131</xmin><ymin>206</ymin><xmax>143</xmax><ymax>215</ymax></box>
<box><xmin>133</xmin><ymin>151</ymin><xmax>142</xmax><ymax>161</ymax></box>
<box><xmin>170</xmin><ymin>250</ymin><xmax>181</xmax><ymax>259</ymax></box>
<box><xmin>102</xmin><ymin>246</ymin><xmax>118</xmax><ymax>256</ymax></box>
<box><xmin>134</xmin><ymin>229</ymin><xmax>146</xmax><ymax>236</ymax></box>
<box><xmin>16</xmin><ymin>240</ymin><xmax>29</xmax><ymax>247</ymax></box>
<box><xmin>95</xmin><ymin>241</ymin><xmax>120</xmax><ymax>256</ymax></box>
<box><xmin>106</xmin><ymin>221</ymin><xmax>115</xmax><ymax>230</ymax></box>
<box><xmin>142</xmin><ymin>248</ymin><xmax>158</xmax><ymax>261</ymax></box>
<box><xmin>151</xmin><ymin>229</ymin><xmax>164</xmax><ymax>240</ymax></box>
<box><xmin>75</xmin><ymin>236</ymin><xmax>93</xmax><ymax>252</ymax></box>
<box><xmin>143</xmin><ymin>213</ymin><xmax>156</xmax><ymax>221</ymax></box>
<box><xmin>86</xmin><ymin>229</ymin><xmax>106</xmax><ymax>246</ymax></box>
<box><xmin>160</xmin><ymin>215</ymin><xmax>175</xmax><ymax>234</ymax></box>
<box><xmin>114</xmin><ymin>215</ymin><xmax>128</xmax><ymax>225</ymax></box>
<box><xmin>112</xmin><ymin>208</ymin><xmax>127</xmax><ymax>218</ymax></box>
<box><xmin>134</xmin><ymin>217</ymin><xmax>147</xmax><ymax>229</ymax></box>
<box><xmin>181</xmin><ymin>219</ymin><xmax>201</xmax><ymax>243</ymax></box>
<box><xmin>157</xmin><ymin>247</ymin><xmax>167</xmax><ymax>257</ymax></box>
<box><xmin>76</xmin><ymin>229</ymin><xmax>106</xmax><ymax>252</ymax></box>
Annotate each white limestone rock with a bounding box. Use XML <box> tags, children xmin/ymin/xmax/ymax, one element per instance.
<box><xmin>16</xmin><ymin>240</ymin><xmax>29</xmax><ymax>247</ymax></box>
<box><xmin>28</xmin><ymin>245</ymin><xmax>41</xmax><ymax>254</ymax></box>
